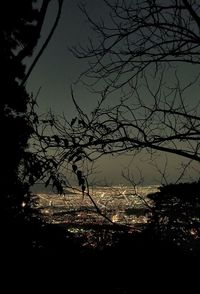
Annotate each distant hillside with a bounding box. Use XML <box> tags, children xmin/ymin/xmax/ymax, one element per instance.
<box><xmin>30</xmin><ymin>183</ymin><xmax>55</xmax><ymax>194</ymax></box>
<box><xmin>30</xmin><ymin>183</ymin><xmax>77</xmax><ymax>195</ymax></box>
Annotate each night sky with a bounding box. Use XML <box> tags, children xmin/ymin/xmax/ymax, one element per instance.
<box><xmin>26</xmin><ymin>0</ymin><xmax>199</xmax><ymax>185</ymax></box>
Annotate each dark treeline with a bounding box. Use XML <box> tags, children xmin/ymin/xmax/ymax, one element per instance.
<box><xmin>1</xmin><ymin>0</ymin><xmax>40</xmax><ymax>252</ymax></box>
<box><xmin>1</xmin><ymin>0</ymin><xmax>66</xmax><ymax>255</ymax></box>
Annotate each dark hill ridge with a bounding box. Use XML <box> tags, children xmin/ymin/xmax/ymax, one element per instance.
<box><xmin>31</xmin><ymin>183</ymin><xmax>76</xmax><ymax>194</ymax></box>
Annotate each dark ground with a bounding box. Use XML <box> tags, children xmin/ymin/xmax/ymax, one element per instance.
<box><xmin>2</xmin><ymin>220</ymin><xmax>199</xmax><ymax>294</ymax></box>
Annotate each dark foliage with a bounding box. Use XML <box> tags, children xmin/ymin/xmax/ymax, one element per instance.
<box><xmin>1</xmin><ymin>0</ymin><xmax>37</xmax><ymax>238</ymax></box>
<box><xmin>1</xmin><ymin>0</ymin><xmax>74</xmax><ymax>257</ymax></box>
<box><xmin>0</xmin><ymin>0</ymin><xmax>56</xmax><ymax>252</ymax></box>
<box><xmin>147</xmin><ymin>181</ymin><xmax>200</xmax><ymax>256</ymax></box>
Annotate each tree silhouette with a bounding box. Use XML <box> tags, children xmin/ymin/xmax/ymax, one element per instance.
<box><xmin>147</xmin><ymin>181</ymin><xmax>200</xmax><ymax>256</ymax></box>
<box><xmin>68</xmin><ymin>0</ymin><xmax>200</xmax><ymax>165</ymax></box>
<box><xmin>25</xmin><ymin>1</ymin><xmax>200</xmax><ymax>204</ymax></box>
<box><xmin>1</xmin><ymin>0</ymin><xmax>64</xmax><ymax>252</ymax></box>
<box><xmin>34</xmin><ymin>0</ymin><xmax>200</xmax><ymax>182</ymax></box>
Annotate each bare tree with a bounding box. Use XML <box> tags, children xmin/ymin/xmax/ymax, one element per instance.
<box><xmin>32</xmin><ymin>0</ymin><xmax>200</xmax><ymax>190</ymax></box>
<box><xmin>70</xmin><ymin>0</ymin><xmax>200</xmax><ymax>162</ymax></box>
<box><xmin>72</xmin><ymin>0</ymin><xmax>200</xmax><ymax>92</ymax></box>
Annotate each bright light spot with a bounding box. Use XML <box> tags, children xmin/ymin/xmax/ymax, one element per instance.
<box><xmin>190</xmin><ymin>228</ymin><xmax>198</xmax><ymax>238</ymax></box>
<box><xmin>112</xmin><ymin>214</ymin><xmax>119</xmax><ymax>222</ymax></box>
<box><xmin>21</xmin><ymin>202</ymin><xmax>26</xmax><ymax>208</ymax></box>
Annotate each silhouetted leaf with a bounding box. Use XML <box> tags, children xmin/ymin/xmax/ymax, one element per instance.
<box><xmin>78</xmin><ymin>178</ymin><xmax>85</xmax><ymax>186</ymax></box>
<box><xmin>41</xmin><ymin>119</ymin><xmax>50</xmax><ymax>124</ymax></box>
<box><xmin>72</xmin><ymin>164</ymin><xmax>77</xmax><ymax>173</ymax></box>
<box><xmin>68</xmin><ymin>153</ymin><xmax>76</xmax><ymax>162</ymax></box>
<box><xmin>89</xmin><ymin>136</ymin><xmax>93</xmax><ymax>143</ymax></box>
<box><xmin>82</xmin><ymin>185</ymin><xmax>86</xmax><ymax>196</ymax></box>
<box><xmin>63</xmin><ymin>138</ymin><xmax>68</xmax><ymax>147</ymax></box>
<box><xmin>50</xmin><ymin>159</ymin><xmax>58</xmax><ymax>168</ymax></box>
<box><xmin>74</xmin><ymin>155</ymin><xmax>82</xmax><ymax>163</ymax></box>
<box><xmin>52</xmin><ymin>135</ymin><xmax>60</xmax><ymax>144</ymax></box>
<box><xmin>70</xmin><ymin>117</ymin><xmax>77</xmax><ymax>126</ymax></box>
<box><xmin>78</xmin><ymin>119</ymin><xmax>86</xmax><ymax>127</ymax></box>
<box><xmin>77</xmin><ymin>170</ymin><xmax>82</xmax><ymax>180</ymax></box>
